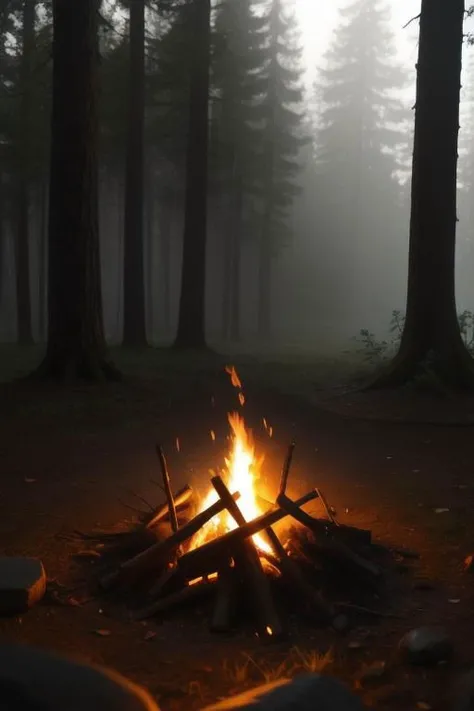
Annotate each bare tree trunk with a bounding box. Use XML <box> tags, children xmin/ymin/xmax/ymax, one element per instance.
<box><xmin>369</xmin><ymin>0</ymin><xmax>474</xmax><ymax>389</ymax></box>
<box><xmin>229</xmin><ymin>173</ymin><xmax>243</xmax><ymax>343</ymax></box>
<box><xmin>221</xmin><ymin>208</ymin><xmax>232</xmax><ymax>342</ymax></box>
<box><xmin>145</xmin><ymin>161</ymin><xmax>155</xmax><ymax>343</ymax></box>
<box><xmin>15</xmin><ymin>0</ymin><xmax>35</xmax><ymax>345</ymax></box>
<box><xmin>160</xmin><ymin>193</ymin><xmax>173</xmax><ymax>338</ymax></box>
<box><xmin>174</xmin><ymin>0</ymin><xmax>211</xmax><ymax>349</ymax></box>
<box><xmin>122</xmin><ymin>0</ymin><xmax>147</xmax><ymax>346</ymax></box>
<box><xmin>35</xmin><ymin>0</ymin><xmax>118</xmax><ymax>380</ymax></box>
<box><xmin>37</xmin><ymin>180</ymin><xmax>48</xmax><ymax>342</ymax></box>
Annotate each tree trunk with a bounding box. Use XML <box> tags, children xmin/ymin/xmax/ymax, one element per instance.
<box><xmin>160</xmin><ymin>191</ymin><xmax>173</xmax><ymax>338</ymax></box>
<box><xmin>369</xmin><ymin>0</ymin><xmax>474</xmax><ymax>389</ymax></box>
<box><xmin>37</xmin><ymin>180</ymin><xmax>48</xmax><ymax>342</ymax></box>
<box><xmin>174</xmin><ymin>0</ymin><xmax>211</xmax><ymax>349</ymax></box>
<box><xmin>0</xmin><ymin>173</ymin><xmax>4</xmax><ymax>310</ymax></box>
<box><xmin>34</xmin><ymin>0</ymin><xmax>118</xmax><ymax>380</ymax></box>
<box><xmin>15</xmin><ymin>0</ymin><xmax>35</xmax><ymax>345</ymax></box>
<box><xmin>122</xmin><ymin>0</ymin><xmax>147</xmax><ymax>347</ymax></box>
<box><xmin>145</xmin><ymin>161</ymin><xmax>155</xmax><ymax>343</ymax></box>
<box><xmin>229</xmin><ymin>177</ymin><xmax>243</xmax><ymax>343</ymax></box>
<box><xmin>257</xmin><ymin>222</ymin><xmax>272</xmax><ymax>342</ymax></box>
<box><xmin>221</xmin><ymin>207</ymin><xmax>232</xmax><ymax>342</ymax></box>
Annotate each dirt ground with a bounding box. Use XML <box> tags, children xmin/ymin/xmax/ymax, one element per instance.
<box><xmin>1</xmin><ymin>346</ymin><xmax>474</xmax><ymax>710</ymax></box>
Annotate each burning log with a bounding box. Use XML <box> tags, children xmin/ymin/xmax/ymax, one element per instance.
<box><xmin>177</xmin><ymin>490</ymin><xmax>319</xmax><ymax>581</ymax></box>
<box><xmin>146</xmin><ymin>485</ymin><xmax>193</xmax><ymax>530</ymax></box>
<box><xmin>100</xmin><ymin>491</ymin><xmax>241</xmax><ymax>590</ymax></box>
<box><xmin>278</xmin><ymin>443</ymin><xmax>295</xmax><ymax>498</ymax></box>
<box><xmin>276</xmin><ymin>493</ymin><xmax>380</xmax><ymax>580</ymax></box>
<box><xmin>211</xmin><ymin>475</ymin><xmax>284</xmax><ymax>639</ymax></box>
<box><xmin>131</xmin><ymin>578</ymin><xmax>217</xmax><ymax>621</ymax></box>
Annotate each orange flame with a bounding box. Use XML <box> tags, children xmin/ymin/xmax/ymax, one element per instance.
<box><xmin>190</xmin><ymin>411</ymin><xmax>271</xmax><ymax>554</ymax></box>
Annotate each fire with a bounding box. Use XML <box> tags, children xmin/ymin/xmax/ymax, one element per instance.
<box><xmin>190</xmin><ymin>413</ymin><xmax>271</xmax><ymax>555</ymax></box>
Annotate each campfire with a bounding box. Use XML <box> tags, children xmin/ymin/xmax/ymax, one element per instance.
<box><xmin>80</xmin><ymin>367</ymin><xmax>388</xmax><ymax>640</ymax></box>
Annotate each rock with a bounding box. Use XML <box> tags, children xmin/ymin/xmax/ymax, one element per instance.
<box><xmin>0</xmin><ymin>642</ymin><xmax>159</xmax><ymax>710</ymax></box>
<box><xmin>399</xmin><ymin>627</ymin><xmax>453</xmax><ymax>666</ymax></box>
<box><xmin>202</xmin><ymin>674</ymin><xmax>367</xmax><ymax>710</ymax></box>
<box><xmin>0</xmin><ymin>557</ymin><xmax>46</xmax><ymax>615</ymax></box>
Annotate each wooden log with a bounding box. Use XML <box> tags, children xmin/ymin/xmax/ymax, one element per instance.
<box><xmin>156</xmin><ymin>446</ymin><xmax>179</xmax><ymax>534</ymax></box>
<box><xmin>210</xmin><ymin>565</ymin><xmax>237</xmax><ymax>633</ymax></box>
<box><xmin>278</xmin><ymin>443</ymin><xmax>295</xmax><ymax>498</ymax></box>
<box><xmin>147</xmin><ymin>565</ymin><xmax>179</xmax><ymax>598</ymax></box>
<box><xmin>146</xmin><ymin>485</ymin><xmax>193</xmax><ymax>529</ymax></box>
<box><xmin>263</xmin><ymin>525</ymin><xmax>334</xmax><ymax>622</ymax></box>
<box><xmin>177</xmin><ymin>490</ymin><xmax>319</xmax><ymax>581</ymax></box>
<box><xmin>131</xmin><ymin>579</ymin><xmax>217</xmax><ymax>620</ymax></box>
<box><xmin>100</xmin><ymin>491</ymin><xmax>241</xmax><ymax>590</ymax></box>
<box><xmin>211</xmin><ymin>476</ymin><xmax>284</xmax><ymax>639</ymax></box>
<box><xmin>277</xmin><ymin>493</ymin><xmax>380</xmax><ymax>579</ymax></box>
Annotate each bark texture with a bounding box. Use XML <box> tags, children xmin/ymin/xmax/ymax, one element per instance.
<box><xmin>369</xmin><ymin>0</ymin><xmax>474</xmax><ymax>389</ymax></box>
<box><xmin>174</xmin><ymin>0</ymin><xmax>211</xmax><ymax>349</ymax></box>
<box><xmin>122</xmin><ymin>0</ymin><xmax>147</xmax><ymax>347</ymax></box>
<box><xmin>36</xmin><ymin>0</ymin><xmax>118</xmax><ymax>380</ymax></box>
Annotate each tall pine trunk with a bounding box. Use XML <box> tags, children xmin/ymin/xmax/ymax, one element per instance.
<box><xmin>257</xmin><ymin>214</ymin><xmax>272</xmax><ymax>341</ymax></box>
<box><xmin>122</xmin><ymin>0</ymin><xmax>147</xmax><ymax>346</ymax></box>
<box><xmin>145</xmin><ymin>161</ymin><xmax>155</xmax><ymax>343</ymax></box>
<box><xmin>35</xmin><ymin>0</ymin><xmax>118</xmax><ymax>380</ymax></box>
<box><xmin>174</xmin><ymin>0</ymin><xmax>211</xmax><ymax>349</ymax></box>
<box><xmin>221</xmin><ymin>203</ymin><xmax>232</xmax><ymax>342</ymax></box>
<box><xmin>370</xmin><ymin>0</ymin><xmax>474</xmax><ymax>389</ymax></box>
<box><xmin>0</xmin><ymin>173</ymin><xmax>4</xmax><ymax>310</ymax></box>
<box><xmin>15</xmin><ymin>0</ymin><xmax>35</xmax><ymax>345</ymax></box>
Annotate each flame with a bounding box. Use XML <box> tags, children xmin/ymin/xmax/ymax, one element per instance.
<box><xmin>190</xmin><ymin>411</ymin><xmax>271</xmax><ymax>555</ymax></box>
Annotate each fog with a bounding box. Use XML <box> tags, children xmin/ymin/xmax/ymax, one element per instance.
<box><xmin>0</xmin><ymin>0</ymin><xmax>473</xmax><ymax>353</ymax></box>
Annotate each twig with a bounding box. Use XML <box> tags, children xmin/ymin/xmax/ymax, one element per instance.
<box><xmin>402</xmin><ymin>13</ymin><xmax>420</xmax><ymax>29</ymax></box>
<box><xmin>150</xmin><ymin>478</ymin><xmax>165</xmax><ymax>493</ymax></box>
<box><xmin>278</xmin><ymin>443</ymin><xmax>295</xmax><ymax>498</ymax></box>
<box><xmin>315</xmin><ymin>487</ymin><xmax>338</xmax><ymax>525</ymax></box>
<box><xmin>146</xmin><ymin>485</ymin><xmax>193</xmax><ymax>530</ymax></box>
<box><xmin>119</xmin><ymin>486</ymin><xmax>155</xmax><ymax>513</ymax></box>
<box><xmin>117</xmin><ymin>498</ymin><xmax>143</xmax><ymax>515</ymax></box>
<box><xmin>156</xmin><ymin>445</ymin><xmax>179</xmax><ymax>534</ymax></box>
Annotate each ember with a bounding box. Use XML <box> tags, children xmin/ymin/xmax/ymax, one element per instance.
<box><xmin>81</xmin><ymin>366</ymin><xmax>390</xmax><ymax>640</ymax></box>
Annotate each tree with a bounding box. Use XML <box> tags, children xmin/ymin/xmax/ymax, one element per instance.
<box><xmin>369</xmin><ymin>0</ymin><xmax>474</xmax><ymax>388</ymax></box>
<box><xmin>174</xmin><ymin>0</ymin><xmax>211</xmax><ymax>349</ymax></box>
<box><xmin>210</xmin><ymin>0</ymin><xmax>267</xmax><ymax>342</ymax></box>
<box><xmin>313</xmin><ymin>0</ymin><xmax>410</xmax><ymax>330</ymax></box>
<box><xmin>15</xmin><ymin>0</ymin><xmax>36</xmax><ymax>345</ymax></box>
<box><xmin>35</xmin><ymin>0</ymin><xmax>118</xmax><ymax>379</ymax></box>
<box><xmin>254</xmin><ymin>0</ymin><xmax>306</xmax><ymax>340</ymax></box>
<box><xmin>122</xmin><ymin>0</ymin><xmax>147</xmax><ymax>346</ymax></box>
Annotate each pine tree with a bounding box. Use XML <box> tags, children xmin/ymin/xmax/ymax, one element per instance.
<box><xmin>122</xmin><ymin>0</ymin><xmax>147</xmax><ymax>347</ymax></box>
<box><xmin>370</xmin><ymin>0</ymin><xmax>474</xmax><ymax>389</ymax></box>
<box><xmin>314</xmin><ymin>0</ymin><xmax>410</xmax><ymax>327</ymax></box>
<box><xmin>211</xmin><ymin>0</ymin><xmax>267</xmax><ymax>342</ymax></box>
<box><xmin>253</xmin><ymin>0</ymin><xmax>306</xmax><ymax>340</ymax></box>
<box><xmin>35</xmin><ymin>0</ymin><xmax>119</xmax><ymax>379</ymax></box>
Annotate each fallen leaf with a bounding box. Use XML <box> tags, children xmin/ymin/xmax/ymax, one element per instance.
<box><xmin>448</xmin><ymin>599</ymin><xmax>461</xmax><ymax>604</ymax></box>
<box><xmin>144</xmin><ymin>631</ymin><xmax>156</xmax><ymax>641</ymax></box>
<box><xmin>434</xmin><ymin>508</ymin><xmax>450</xmax><ymax>514</ymax></box>
<box><xmin>24</xmin><ymin>478</ymin><xmax>36</xmax><ymax>483</ymax></box>
<box><xmin>417</xmin><ymin>703</ymin><xmax>432</xmax><ymax>710</ymax></box>
<box><xmin>76</xmin><ymin>550</ymin><xmax>101</xmax><ymax>559</ymax></box>
<box><xmin>94</xmin><ymin>629</ymin><xmax>112</xmax><ymax>637</ymax></box>
<box><xmin>348</xmin><ymin>641</ymin><xmax>363</xmax><ymax>649</ymax></box>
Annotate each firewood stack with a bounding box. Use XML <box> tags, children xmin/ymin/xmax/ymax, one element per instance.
<box><xmin>79</xmin><ymin>444</ymin><xmax>387</xmax><ymax>640</ymax></box>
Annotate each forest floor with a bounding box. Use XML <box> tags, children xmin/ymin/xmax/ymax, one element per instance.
<box><xmin>2</xmin><ymin>345</ymin><xmax>474</xmax><ymax>710</ymax></box>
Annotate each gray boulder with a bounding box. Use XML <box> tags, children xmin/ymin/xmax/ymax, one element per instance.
<box><xmin>0</xmin><ymin>557</ymin><xmax>46</xmax><ymax>615</ymax></box>
<box><xmin>0</xmin><ymin>643</ymin><xmax>159</xmax><ymax>711</ymax></box>
<box><xmin>399</xmin><ymin>626</ymin><xmax>453</xmax><ymax>666</ymax></box>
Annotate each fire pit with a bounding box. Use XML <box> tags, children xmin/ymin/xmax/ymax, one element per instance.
<box><xmin>78</xmin><ymin>367</ymin><xmax>389</xmax><ymax>640</ymax></box>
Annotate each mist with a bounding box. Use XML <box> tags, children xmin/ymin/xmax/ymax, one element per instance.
<box><xmin>0</xmin><ymin>0</ymin><xmax>473</xmax><ymax>356</ymax></box>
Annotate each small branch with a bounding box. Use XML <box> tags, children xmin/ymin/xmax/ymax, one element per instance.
<box><xmin>131</xmin><ymin>580</ymin><xmax>217</xmax><ymax>621</ymax></box>
<box><xmin>278</xmin><ymin>443</ymin><xmax>295</xmax><ymax>498</ymax></box>
<box><xmin>315</xmin><ymin>487</ymin><xmax>337</xmax><ymax>525</ymax></box>
<box><xmin>156</xmin><ymin>445</ymin><xmax>179</xmax><ymax>534</ymax></box>
<box><xmin>147</xmin><ymin>485</ymin><xmax>193</xmax><ymax>529</ymax></box>
<box><xmin>402</xmin><ymin>13</ymin><xmax>420</xmax><ymax>29</ymax></box>
<box><xmin>119</xmin><ymin>486</ymin><xmax>155</xmax><ymax>513</ymax></box>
